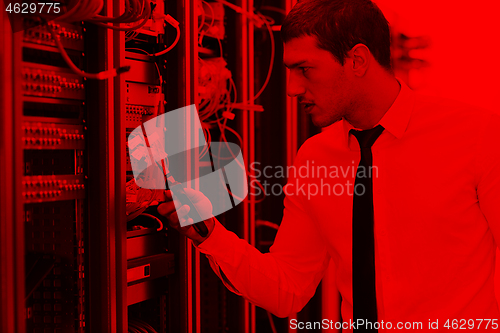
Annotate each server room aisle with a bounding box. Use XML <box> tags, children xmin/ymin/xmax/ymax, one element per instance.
<box><xmin>3</xmin><ymin>1</ymin><xmax>496</xmax><ymax>333</ymax></box>
<box><xmin>1</xmin><ymin>0</ymin><xmax>320</xmax><ymax>332</ymax></box>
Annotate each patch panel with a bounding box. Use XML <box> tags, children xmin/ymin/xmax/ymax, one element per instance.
<box><xmin>23</xmin><ymin>19</ymin><xmax>85</xmax><ymax>51</ymax></box>
<box><xmin>22</xmin><ymin>175</ymin><xmax>86</xmax><ymax>203</ymax></box>
<box><xmin>22</xmin><ymin>64</ymin><xmax>85</xmax><ymax>100</ymax></box>
<box><xmin>22</xmin><ymin>122</ymin><xmax>86</xmax><ymax>150</ymax></box>
<box><xmin>124</xmin><ymin>54</ymin><xmax>163</xmax><ymax>130</ymax></box>
<box><xmin>125</xmin><ymin>104</ymin><xmax>155</xmax><ymax>129</ymax></box>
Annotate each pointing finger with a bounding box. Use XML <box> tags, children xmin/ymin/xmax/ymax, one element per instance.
<box><xmin>157</xmin><ymin>202</ymin><xmax>176</xmax><ymax>217</ymax></box>
<box><xmin>174</xmin><ymin>204</ymin><xmax>190</xmax><ymax>219</ymax></box>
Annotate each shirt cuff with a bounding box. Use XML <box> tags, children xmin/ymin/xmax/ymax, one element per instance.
<box><xmin>194</xmin><ymin>218</ymin><xmax>243</xmax><ymax>295</ymax></box>
<box><xmin>196</xmin><ymin>217</ymin><xmax>232</xmax><ymax>255</ymax></box>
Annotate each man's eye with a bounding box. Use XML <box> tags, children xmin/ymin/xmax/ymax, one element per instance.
<box><xmin>299</xmin><ymin>67</ymin><xmax>310</xmax><ymax>73</ymax></box>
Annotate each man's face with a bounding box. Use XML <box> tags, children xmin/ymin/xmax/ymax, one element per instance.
<box><xmin>283</xmin><ymin>36</ymin><xmax>355</xmax><ymax>128</ymax></box>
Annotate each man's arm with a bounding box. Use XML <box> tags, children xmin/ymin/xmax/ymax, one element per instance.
<box><xmin>195</xmin><ymin>192</ymin><xmax>331</xmax><ymax>318</ymax></box>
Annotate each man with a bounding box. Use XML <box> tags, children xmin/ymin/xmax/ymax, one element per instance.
<box><xmin>159</xmin><ymin>0</ymin><xmax>500</xmax><ymax>331</ymax></box>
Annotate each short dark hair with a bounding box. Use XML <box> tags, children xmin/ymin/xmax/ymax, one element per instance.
<box><xmin>281</xmin><ymin>0</ymin><xmax>392</xmax><ymax>70</ymax></box>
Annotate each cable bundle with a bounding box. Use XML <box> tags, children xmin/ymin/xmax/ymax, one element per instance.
<box><xmin>195</xmin><ymin>2</ymin><xmax>276</xmax><ymax>203</ymax></box>
<box><xmin>38</xmin><ymin>0</ymin><xmax>183</xmax><ymax>79</ymax></box>
<box><xmin>197</xmin><ymin>57</ymin><xmax>233</xmax><ymax>123</ymax></box>
<box><xmin>51</xmin><ymin>0</ymin><xmax>149</xmax><ymax>27</ymax></box>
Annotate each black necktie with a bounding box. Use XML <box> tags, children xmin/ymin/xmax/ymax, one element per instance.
<box><xmin>351</xmin><ymin>125</ymin><xmax>384</xmax><ymax>331</ymax></box>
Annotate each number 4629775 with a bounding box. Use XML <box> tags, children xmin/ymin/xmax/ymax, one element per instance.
<box><xmin>444</xmin><ymin>319</ymin><xmax>499</xmax><ymax>330</ymax></box>
<box><xmin>5</xmin><ymin>3</ymin><xmax>61</xmax><ymax>14</ymax></box>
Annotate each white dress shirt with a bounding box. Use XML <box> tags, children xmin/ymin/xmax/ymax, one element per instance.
<box><xmin>197</xmin><ymin>81</ymin><xmax>500</xmax><ymax>331</ymax></box>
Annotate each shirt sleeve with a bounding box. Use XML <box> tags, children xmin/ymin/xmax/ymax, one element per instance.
<box><xmin>196</xmin><ymin>154</ymin><xmax>331</xmax><ymax>318</ymax></box>
<box><xmin>477</xmin><ymin>112</ymin><xmax>500</xmax><ymax>245</ymax></box>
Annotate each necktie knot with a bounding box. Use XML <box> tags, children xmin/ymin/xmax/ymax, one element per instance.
<box><xmin>351</xmin><ymin>125</ymin><xmax>385</xmax><ymax>148</ymax></box>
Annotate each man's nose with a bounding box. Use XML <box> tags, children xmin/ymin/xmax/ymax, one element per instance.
<box><xmin>286</xmin><ymin>71</ymin><xmax>305</xmax><ymax>97</ymax></box>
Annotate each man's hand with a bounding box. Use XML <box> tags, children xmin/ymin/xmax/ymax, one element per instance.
<box><xmin>157</xmin><ymin>188</ymin><xmax>215</xmax><ymax>246</ymax></box>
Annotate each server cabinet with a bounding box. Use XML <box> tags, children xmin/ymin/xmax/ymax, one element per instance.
<box><xmin>1</xmin><ymin>1</ymin><xmax>312</xmax><ymax>332</ymax></box>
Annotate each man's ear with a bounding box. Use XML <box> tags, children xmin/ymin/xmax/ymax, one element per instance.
<box><xmin>347</xmin><ymin>43</ymin><xmax>371</xmax><ymax>77</ymax></box>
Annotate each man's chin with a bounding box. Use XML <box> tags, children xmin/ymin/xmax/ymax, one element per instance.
<box><xmin>311</xmin><ymin>115</ymin><xmax>342</xmax><ymax>129</ymax></box>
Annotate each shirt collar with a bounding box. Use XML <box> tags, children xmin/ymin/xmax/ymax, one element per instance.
<box><xmin>342</xmin><ymin>78</ymin><xmax>415</xmax><ymax>146</ymax></box>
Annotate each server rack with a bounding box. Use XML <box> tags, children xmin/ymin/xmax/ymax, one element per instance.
<box><xmin>0</xmin><ymin>1</ymin><xmax>322</xmax><ymax>332</ymax></box>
